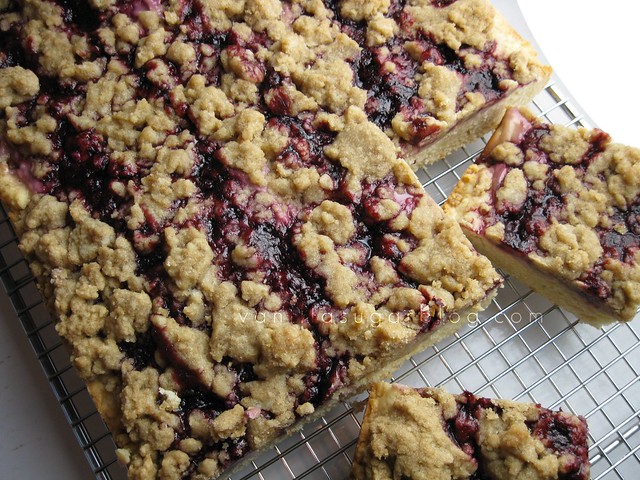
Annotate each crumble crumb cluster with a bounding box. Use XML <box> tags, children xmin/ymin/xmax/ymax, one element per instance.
<box><xmin>0</xmin><ymin>1</ymin><xmax>523</xmax><ymax>478</ymax></box>
<box><xmin>352</xmin><ymin>383</ymin><xmax>590</xmax><ymax>480</ymax></box>
<box><xmin>445</xmin><ymin>107</ymin><xmax>640</xmax><ymax>326</ymax></box>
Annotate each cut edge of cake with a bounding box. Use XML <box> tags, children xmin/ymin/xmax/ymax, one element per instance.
<box><xmin>190</xmin><ymin>305</ymin><xmax>495</xmax><ymax>479</ymax></box>
<box><xmin>459</xmin><ymin>226</ymin><xmax>623</xmax><ymax>328</ymax></box>
<box><xmin>400</xmin><ymin>11</ymin><xmax>552</xmax><ymax>171</ymax></box>
<box><xmin>1</xmin><ymin>180</ymin><xmax>501</xmax><ymax>480</ymax></box>
<box><xmin>0</xmin><ymin>107</ymin><xmax>503</xmax><ymax>480</ymax></box>
<box><xmin>78</xmin><ymin>288</ymin><xmax>497</xmax><ymax>478</ymax></box>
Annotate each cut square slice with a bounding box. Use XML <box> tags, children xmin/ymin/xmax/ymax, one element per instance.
<box><xmin>444</xmin><ymin>107</ymin><xmax>640</xmax><ymax>327</ymax></box>
<box><xmin>352</xmin><ymin>382</ymin><xmax>590</xmax><ymax>480</ymax></box>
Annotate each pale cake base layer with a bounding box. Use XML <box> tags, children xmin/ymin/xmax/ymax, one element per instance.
<box><xmin>402</xmin><ymin>30</ymin><xmax>551</xmax><ymax>170</ymax></box>
<box><xmin>464</xmin><ymin>228</ymin><xmax>623</xmax><ymax>328</ymax></box>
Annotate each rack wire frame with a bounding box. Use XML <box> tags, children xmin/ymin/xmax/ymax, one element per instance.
<box><xmin>1</xmin><ymin>80</ymin><xmax>639</xmax><ymax>480</ymax></box>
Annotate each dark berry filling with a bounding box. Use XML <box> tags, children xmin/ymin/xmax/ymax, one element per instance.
<box><xmin>174</xmin><ymin>389</ymin><xmax>251</xmax><ymax>476</ymax></box>
<box><xmin>498</xmin><ymin>176</ymin><xmax>564</xmax><ymax>255</ymax></box>
<box><xmin>322</xmin><ymin>0</ymin><xmax>368</xmax><ymax>46</ymax></box>
<box><xmin>270</xmin><ymin>116</ymin><xmax>339</xmax><ymax>173</ymax></box>
<box><xmin>432</xmin><ymin>0</ymin><xmax>459</xmax><ymax>7</ymax></box>
<box><xmin>317</xmin><ymin>0</ymin><xmax>517</xmax><ymax>144</ymax></box>
<box><xmin>178</xmin><ymin>388</ymin><xmax>228</xmax><ymax>420</ymax></box>
<box><xmin>578</xmin><ymin>263</ymin><xmax>612</xmax><ymax>301</ymax></box>
<box><xmin>56</xmin><ymin>128</ymin><xmax>130</xmax><ymax>219</ymax></box>
<box><xmin>439</xmin><ymin>391</ymin><xmax>492</xmax><ymax>480</ymax></box>
<box><xmin>298</xmin><ymin>351</ymin><xmax>350</xmax><ymax>408</ymax></box>
<box><xmin>117</xmin><ymin>330</ymin><xmax>158</xmax><ymax>371</ymax></box>
<box><xmin>353</xmin><ymin>41</ymin><xmax>419</xmax><ymax>131</ymax></box>
<box><xmin>600</xmin><ymin>203</ymin><xmax>640</xmax><ymax>262</ymax></box>
<box><xmin>531</xmin><ymin>410</ymin><xmax>590</xmax><ymax>479</ymax></box>
<box><xmin>52</xmin><ymin>0</ymin><xmax>103</xmax><ymax>33</ymax></box>
<box><xmin>482</xmin><ymin>122</ymin><xmax>555</xmax><ymax>252</ymax></box>
<box><xmin>0</xmin><ymin>5</ymin><xmax>27</xmax><ymax>70</ymax></box>
<box><xmin>173</xmin><ymin>1</ymin><xmax>217</xmax><ymax>43</ymax></box>
<box><xmin>436</xmin><ymin>391</ymin><xmax>589</xmax><ymax>480</ymax></box>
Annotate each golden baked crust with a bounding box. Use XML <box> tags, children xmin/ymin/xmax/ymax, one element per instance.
<box><xmin>444</xmin><ymin>107</ymin><xmax>640</xmax><ymax>327</ymax></box>
<box><xmin>0</xmin><ymin>1</ymin><xmax>504</xmax><ymax>478</ymax></box>
<box><xmin>351</xmin><ymin>383</ymin><xmax>590</xmax><ymax>480</ymax></box>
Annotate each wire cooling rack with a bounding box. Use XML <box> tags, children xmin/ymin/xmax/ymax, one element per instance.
<box><xmin>1</xmin><ymin>78</ymin><xmax>640</xmax><ymax>479</ymax></box>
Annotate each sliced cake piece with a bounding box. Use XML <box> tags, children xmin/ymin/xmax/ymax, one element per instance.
<box><xmin>317</xmin><ymin>0</ymin><xmax>552</xmax><ymax>170</ymax></box>
<box><xmin>328</xmin><ymin>0</ymin><xmax>551</xmax><ymax>169</ymax></box>
<box><xmin>352</xmin><ymin>383</ymin><xmax>590</xmax><ymax>480</ymax></box>
<box><xmin>444</xmin><ymin>107</ymin><xmax>640</xmax><ymax>327</ymax></box>
<box><xmin>0</xmin><ymin>1</ymin><xmax>502</xmax><ymax>478</ymax></box>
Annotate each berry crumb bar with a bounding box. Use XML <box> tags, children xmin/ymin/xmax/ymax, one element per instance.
<box><xmin>445</xmin><ymin>107</ymin><xmax>640</xmax><ymax>327</ymax></box>
<box><xmin>352</xmin><ymin>382</ymin><xmax>590</xmax><ymax>480</ymax></box>
<box><xmin>0</xmin><ymin>1</ymin><xmax>513</xmax><ymax>478</ymax></box>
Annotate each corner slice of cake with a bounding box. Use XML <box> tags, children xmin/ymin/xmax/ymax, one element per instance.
<box><xmin>352</xmin><ymin>382</ymin><xmax>590</xmax><ymax>480</ymax></box>
<box><xmin>444</xmin><ymin>107</ymin><xmax>640</xmax><ymax>327</ymax></box>
<box><xmin>328</xmin><ymin>0</ymin><xmax>552</xmax><ymax>170</ymax></box>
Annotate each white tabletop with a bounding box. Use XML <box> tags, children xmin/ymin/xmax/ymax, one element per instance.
<box><xmin>518</xmin><ymin>1</ymin><xmax>640</xmax><ymax>146</ymax></box>
<box><xmin>0</xmin><ymin>2</ymin><xmax>637</xmax><ymax>479</ymax></box>
<box><xmin>0</xmin><ymin>286</ymin><xmax>94</xmax><ymax>479</ymax></box>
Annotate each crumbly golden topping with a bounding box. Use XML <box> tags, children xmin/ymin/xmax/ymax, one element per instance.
<box><xmin>407</xmin><ymin>0</ymin><xmax>494</xmax><ymax>51</ymax></box>
<box><xmin>0</xmin><ymin>66</ymin><xmax>40</xmax><ymax>109</ymax></box>
<box><xmin>477</xmin><ymin>401</ymin><xmax>564</xmax><ymax>480</ymax></box>
<box><xmin>353</xmin><ymin>383</ymin><xmax>477</xmax><ymax>480</ymax></box>
<box><xmin>339</xmin><ymin>0</ymin><xmax>391</xmax><ymax>22</ymax></box>
<box><xmin>532</xmin><ymin>221</ymin><xmax>603</xmax><ymax>280</ymax></box>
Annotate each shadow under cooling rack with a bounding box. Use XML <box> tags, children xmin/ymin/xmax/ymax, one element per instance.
<box><xmin>1</xmin><ymin>82</ymin><xmax>639</xmax><ymax>480</ymax></box>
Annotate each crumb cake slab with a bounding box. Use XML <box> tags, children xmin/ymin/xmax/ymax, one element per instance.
<box><xmin>445</xmin><ymin>107</ymin><xmax>640</xmax><ymax>327</ymax></box>
<box><xmin>352</xmin><ymin>382</ymin><xmax>590</xmax><ymax>480</ymax></box>
<box><xmin>0</xmin><ymin>1</ymin><xmax>505</xmax><ymax>478</ymax></box>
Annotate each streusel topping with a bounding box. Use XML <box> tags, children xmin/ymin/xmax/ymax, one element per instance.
<box><xmin>352</xmin><ymin>383</ymin><xmax>590</xmax><ymax>480</ymax></box>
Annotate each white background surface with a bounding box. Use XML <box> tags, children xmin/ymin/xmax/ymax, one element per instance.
<box><xmin>0</xmin><ymin>287</ymin><xmax>93</xmax><ymax>479</ymax></box>
<box><xmin>0</xmin><ymin>2</ymin><xmax>638</xmax><ymax>479</ymax></box>
<box><xmin>518</xmin><ymin>0</ymin><xmax>640</xmax><ymax>146</ymax></box>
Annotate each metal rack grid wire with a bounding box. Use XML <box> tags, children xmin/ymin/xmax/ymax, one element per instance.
<box><xmin>1</xmin><ymin>80</ymin><xmax>639</xmax><ymax>480</ymax></box>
